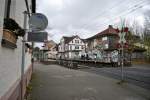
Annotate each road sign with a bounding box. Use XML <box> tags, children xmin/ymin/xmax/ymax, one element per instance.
<box><xmin>27</xmin><ymin>32</ymin><xmax>48</xmax><ymax>42</ymax></box>
<box><xmin>29</xmin><ymin>13</ymin><xmax>48</xmax><ymax>31</ymax></box>
<box><xmin>119</xmin><ymin>32</ymin><xmax>126</xmax><ymax>43</ymax></box>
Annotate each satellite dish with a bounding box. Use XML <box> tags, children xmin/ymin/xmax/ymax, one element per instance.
<box><xmin>29</xmin><ymin>13</ymin><xmax>48</xmax><ymax>31</ymax></box>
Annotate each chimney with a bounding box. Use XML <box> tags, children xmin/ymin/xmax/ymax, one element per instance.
<box><xmin>108</xmin><ymin>25</ymin><xmax>113</xmax><ymax>28</ymax></box>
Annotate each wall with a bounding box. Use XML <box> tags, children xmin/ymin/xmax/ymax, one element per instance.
<box><xmin>0</xmin><ymin>0</ymin><xmax>32</xmax><ymax>100</ymax></box>
<box><xmin>0</xmin><ymin>0</ymin><xmax>5</xmax><ymax>39</ymax></box>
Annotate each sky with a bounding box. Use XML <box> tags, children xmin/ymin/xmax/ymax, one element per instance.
<box><xmin>36</xmin><ymin>0</ymin><xmax>150</xmax><ymax>46</ymax></box>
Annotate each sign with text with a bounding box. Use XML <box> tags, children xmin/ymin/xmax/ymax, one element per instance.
<box><xmin>27</xmin><ymin>32</ymin><xmax>48</xmax><ymax>42</ymax></box>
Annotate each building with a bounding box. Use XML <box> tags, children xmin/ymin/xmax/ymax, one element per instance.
<box><xmin>33</xmin><ymin>47</ymin><xmax>40</xmax><ymax>61</ymax></box>
<box><xmin>43</xmin><ymin>40</ymin><xmax>58</xmax><ymax>60</ymax></box>
<box><xmin>86</xmin><ymin>25</ymin><xmax>119</xmax><ymax>62</ymax></box>
<box><xmin>86</xmin><ymin>25</ymin><xmax>146</xmax><ymax>63</ymax></box>
<box><xmin>58</xmin><ymin>35</ymin><xmax>86</xmax><ymax>59</ymax></box>
<box><xmin>0</xmin><ymin>0</ymin><xmax>36</xmax><ymax>100</ymax></box>
<box><xmin>130</xmin><ymin>36</ymin><xmax>146</xmax><ymax>62</ymax></box>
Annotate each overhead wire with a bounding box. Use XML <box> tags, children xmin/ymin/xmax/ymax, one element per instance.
<box><xmin>79</xmin><ymin>0</ymin><xmax>126</xmax><ymax>28</ymax></box>
<box><xmin>98</xmin><ymin>1</ymin><xmax>150</xmax><ymax>28</ymax></box>
<box><xmin>80</xmin><ymin>0</ymin><xmax>148</xmax><ymax>30</ymax></box>
<box><xmin>80</xmin><ymin>0</ymin><xmax>144</xmax><ymax>28</ymax></box>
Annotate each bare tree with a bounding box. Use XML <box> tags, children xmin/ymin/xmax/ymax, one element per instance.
<box><xmin>143</xmin><ymin>10</ymin><xmax>150</xmax><ymax>60</ymax></box>
<box><xmin>121</xmin><ymin>19</ymin><xmax>144</xmax><ymax>63</ymax></box>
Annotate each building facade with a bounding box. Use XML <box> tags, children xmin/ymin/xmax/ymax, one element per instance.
<box><xmin>58</xmin><ymin>35</ymin><xmax>86</xmax><ymax>59</ymax></box>
<box><xmin>86</xmin><ymin>25</ymin><xmax>146</xmax><ymax>63</ymax></box>
<box><xmin>43</xmin><ymin>40</ymin><xmax>58</xmax><ymax>60</ymax></box>
<box><xmin>0</xmin><ymin>0</ymin><xmax>35</xmax><ymax>100</ymax></box>
<box><xmin>86</xmin><ymin>25</ymin><xmax>119</xmax><ymax>62</ymax></box>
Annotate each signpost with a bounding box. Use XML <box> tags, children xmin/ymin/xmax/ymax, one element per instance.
<box><xmin>117</xmin><ymin>19</ymin><xmax>128</xmax><ymax>82</ymax></box>
<box><xmin>119</xmin><ymin>32</ymin><xmax>126</xmax><ymax>44</ymax></box>
<box><xmin>21</xmin><ymin>12</ymin><xmax>48</xmax><ymax>100</ymax></box>
<box><xmin>28</xmin><ymin>13</ymin><xmax>48</xmax><ymax>74</ymax></box>
<box><xmin>119</xmin><ymin>31</ymin><xmax>128</xmax><ymax>83</ymax></box>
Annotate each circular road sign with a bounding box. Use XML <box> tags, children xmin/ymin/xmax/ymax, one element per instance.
<box><xmin>29</xmin><ymin>13</ymin><xmax>48</xmax><ymax>31</ymax></box>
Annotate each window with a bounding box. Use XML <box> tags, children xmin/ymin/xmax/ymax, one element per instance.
<box><xmin>75</xmin><ymin>40</ymin><xmax>79</xmax><ymax>43</ymax></box>
<box><xmin>75</xmin><ymin>52</ymin><xmax>79</xmax><ymax>55</ymax></box>
<box><xmin>65</xmin><ymin>45</ymin><xmax>68</xmax><ymax>50</ymax></box>
<box><xmin>75</xmin><ymin>46</ymin><xmax>79</xmax><ymax>49</ymax></box>
<box><xmin>81</xmin><ymin>46</ymin><xmax>84</xmax><ymax>49</ymax></box>
<box><xmin>70</xmin><ymin>45</ymin><xmax>72</xmax><ymax>50</ymax></box>
<box><xmin>105</xmin><ymin>44</ymin><xmax>108</xmax><ymax>49</ymax></box>
<box><xmin>102</xmin><ymin>37</ymin><xmax>107</xmax><ymax>41</ymax></box>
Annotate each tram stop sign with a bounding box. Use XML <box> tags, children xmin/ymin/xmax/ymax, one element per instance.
<box><xmin>29</xmin><ymin>13</ymin><xmax>48</xmax><ymax>31</ymax></box>
<box><xmin>28</xmin><ymin>13</ymin><xmax>48</xmax><ymax>42</ymax></box>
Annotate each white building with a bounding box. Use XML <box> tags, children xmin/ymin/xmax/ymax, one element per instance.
<box><xmin>58</xmin><ymin>35</ymin><xmax>86</xmax><ymax>59</ymax></box>
<box><xmin>0</xmin><ymin>0</ymin><xmax>35</xmax><ymax>100</ymax></box>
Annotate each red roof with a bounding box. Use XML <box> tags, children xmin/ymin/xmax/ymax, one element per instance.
<box><xmin>87</xmin><ymin>25</ymin><xmax>119</xmax><ymax>39</ymax></box>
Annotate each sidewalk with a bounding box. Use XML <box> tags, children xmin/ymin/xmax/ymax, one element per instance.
<box><xmin>29</xmin><ymin>63</ymin><xmax>150</xmax><ymax>100</ymax></box>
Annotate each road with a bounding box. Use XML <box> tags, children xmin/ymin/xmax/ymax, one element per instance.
<box><xmin>29</xmin><ymin>63</ymin><xmax>150</xmax><ymax>100</ymax></box>
<box><xmin>79</xmin><ymin>64</ymin><xmax>150</xmax><ymax>90</ymax></box>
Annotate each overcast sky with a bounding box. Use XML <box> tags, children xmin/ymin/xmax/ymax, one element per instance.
<box><xmin>36</xmin><ymin>0</ymin><xmax>150</xmax><ymax>45</ymax></box>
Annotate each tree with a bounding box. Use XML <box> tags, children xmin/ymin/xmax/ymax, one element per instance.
<box><xmin>117</xmin><ymin>19</ymin><xmax>144</xmax><ymax>64</ymax></box>
<box><xmin>143</xmin><ymin>10</ymin><xmax>150</xmax><ymax>60</ymax></box>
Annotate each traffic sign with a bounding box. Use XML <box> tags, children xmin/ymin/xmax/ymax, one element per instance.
<box><xmin>119</xmin><ymin>32</ymin><xmax>126</xmax><ymax>43</ymax></box>
<box><xmin>29</xmin><ymin>13</ymin><xmax>48</xmax><ymax>31</ymax></box>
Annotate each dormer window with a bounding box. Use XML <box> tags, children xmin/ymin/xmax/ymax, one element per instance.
<box><xmin>75</xmin><ymin>40</ymin><xmax>79</xmax><ymax>43</ymax></box>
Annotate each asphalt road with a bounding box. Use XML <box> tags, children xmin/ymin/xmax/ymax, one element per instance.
<box><xmin>79</xmin><ymin>65</ymin><xmax>150</xmax><ymax>90</ymax></box>
<box><xmin>29</xmin><ymin>63</ymin><xmax>150</xmax><ymax>100</ymax></box>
